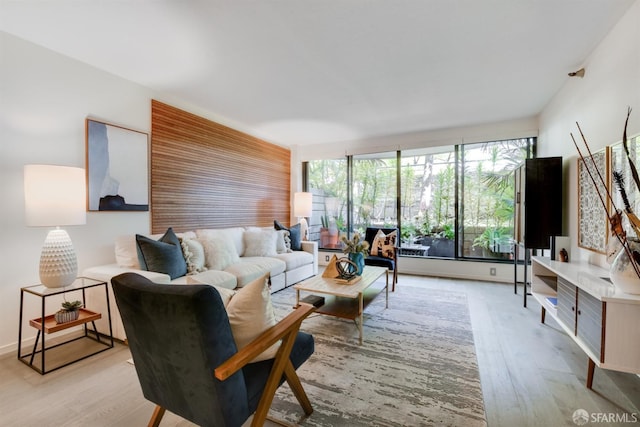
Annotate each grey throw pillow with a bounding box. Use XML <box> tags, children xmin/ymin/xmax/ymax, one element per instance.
<box><xmin>136</xmin><ymin>227</ymin><xmax>187</xmax><ymax>279</ymax></box>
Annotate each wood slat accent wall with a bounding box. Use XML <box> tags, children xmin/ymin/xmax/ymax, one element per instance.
<box><xmin>150</xmin><ymin>100</ymin><xmax>291</xmax><ymax>234</ymax></box>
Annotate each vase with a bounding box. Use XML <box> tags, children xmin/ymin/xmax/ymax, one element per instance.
<box><xmin>54</xmin><ymin>309</ymin><xmax>79</xmax><ymax>324</ymax></box>
<box><xmin>610</xmin><ymin>239</ymin><xmax>640</xmax><ymax>295</ymax></box>
<box><xmin>320</xmin><ymin>228</ymin><xmax>330</xmax><ymax>248</ymax></box>
<box><xmin>348</xmin><ymin>252</ymin><xmax>365</xmax><ymax>276</ymax></box>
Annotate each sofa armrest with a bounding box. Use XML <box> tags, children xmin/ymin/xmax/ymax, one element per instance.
<box><xmin>83</xmin><ymin>264</ymin><xmax>172</xmax><ymax>284</ymax></box>
<box><xmin>300</xmin><ymin>240</ymin><xmax>317</xmax><ymax>255</ymax></box>
<box><xmin>300</xmin><ymin>241</ymin><xmax>318</xmax><ymax>275</ymax></box>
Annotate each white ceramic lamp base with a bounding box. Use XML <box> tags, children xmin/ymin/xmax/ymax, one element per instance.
<box><xmin>39</xmin><ymin>228</ymin><xmax>78</xmax><ymax>288</ymax></box>
<box><xmin>299</xmin><ymin>217</ymin><xmax>309</xmax><ymax>241</ymax></box>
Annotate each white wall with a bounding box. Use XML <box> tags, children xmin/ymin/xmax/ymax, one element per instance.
<box><xmin>0</xmin><ymin>33</ymin><xmax>148</xmax><ymax>353</ymax></box>
<box><xmin>0</xmin><ymin>32</ymin><xmax>251</xmax><ymax>354</ymax></box>
<box><xmin>538</xmin><ymin>1</ymin><xmax>640</xmax><ymax>267</ymax></box>
<box><xmin>299</xmin><ymin>116</ymin><xmax>538</xmax><ymax>161</ymax></box>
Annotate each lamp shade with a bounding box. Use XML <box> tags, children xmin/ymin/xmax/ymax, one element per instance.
<box><xmin>294</xmin><ymin>192</ymin><xmax>313</xmax><ymax>218</ymax></box>
<box><xmin>24</xmin><ymin>164</ymin><xmax>86</xmax><ymax>226</ymax></box>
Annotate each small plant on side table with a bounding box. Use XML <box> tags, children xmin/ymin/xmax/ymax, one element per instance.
<box><xmin>55</xmin><ymin>300</ymin><xmax>82</xmax><ymax>324</ymax></box>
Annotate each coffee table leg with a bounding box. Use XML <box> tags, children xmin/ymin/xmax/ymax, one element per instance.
<box><xmin>359</xmin><ymin>293</ymin><xmax>364</xmax><ymax>344</ymax></box>
<box><xmin>296</xmin><ymin>289</ymin><xmax>300</xmax><ymax>308</ymax></box>
<box><xmin>385</xmin><ymin>269</ymin><xmax>389</xmax><ymax>309</ymax></box>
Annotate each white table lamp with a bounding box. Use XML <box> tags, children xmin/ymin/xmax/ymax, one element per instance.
<box><xmin>294</xmin><ymin>192</ymin><xmax>313</xmax><ymax>241</ymax></box>
<box><xmin>24</xmin><ymin>165</ymin><xmax>87</xmax><ymax>288</ymax></box>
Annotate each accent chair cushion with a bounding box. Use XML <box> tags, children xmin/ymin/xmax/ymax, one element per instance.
<box><xmin>364</xmin><ymin>255</ymin><xmax>395</xmax><ymax>271</ymax></box>
<box><xmin>136</xmin><ymin>228</ymin><xmax>187</xmax><ymax>280</ymax></box>
<box><xmin>226</xmin><ymin>272</ymin><xmax>279</xmax><ymax>362</ymax></box>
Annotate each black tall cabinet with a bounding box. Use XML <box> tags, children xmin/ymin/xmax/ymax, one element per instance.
<box><xmin>514</xmin><ymin>157</ymin><xmax>563</xmax><ymax>306</ymax></box>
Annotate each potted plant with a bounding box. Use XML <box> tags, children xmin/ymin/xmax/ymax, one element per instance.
<box><xmin>340</xmin><ymin>233</ymin><xmax>369</xmax><ymax>275</ymax></box>
<box><xmin>320</xmin><ymin>214</ymin><xmax>330</xmax><ymax>248</ymax></box>
<box><xmin>328</xmin><ymin>217</ymin><xmax>339</xmax><ymax>248</ymax></box>
<box><xmin>54</xmin><ymin>300</ymin><xmax>82</xmax><ymax>324</ymax></box>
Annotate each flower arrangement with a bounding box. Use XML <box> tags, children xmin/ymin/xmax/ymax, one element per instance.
<box><xmin>340</xmin><ymin>233</ymin><xmax>370</xmax><ymax>256</ymax></box>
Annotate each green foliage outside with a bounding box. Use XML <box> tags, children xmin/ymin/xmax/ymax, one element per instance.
<box><xmin>308</xmin><ymin>138</ymin><xmax>530</xmax><ymax>257</ymax></box>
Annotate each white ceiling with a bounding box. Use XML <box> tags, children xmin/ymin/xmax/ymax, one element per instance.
<box><xmin>1</xmin><ymin>1</ymin><xmax>635</xmax><ymax>146</ymax></box>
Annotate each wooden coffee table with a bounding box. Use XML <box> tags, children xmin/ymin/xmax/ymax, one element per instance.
<box><xmin>294</xmin><ymin>266</ymin><xmax>389</xmax><ymax>344</ymax></box>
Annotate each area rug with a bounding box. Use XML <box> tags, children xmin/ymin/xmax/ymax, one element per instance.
<box><xmin>268</xmin><ymin>282</ymin><xmax>487</xmax><ymax>427</ymax></box>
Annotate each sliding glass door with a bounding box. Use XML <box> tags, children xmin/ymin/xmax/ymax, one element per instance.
<box><xmin>305</xmin><ymin>137</ymin><xmax>533</xmax><ymax>261</ymax></box>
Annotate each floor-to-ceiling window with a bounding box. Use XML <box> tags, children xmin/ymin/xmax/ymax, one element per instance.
<box><xmin>459</xmin><ymin>139</ymin><xmax>530</xmax><ymax>260</ymax></box>
<box><xmin>399</xmin><ymin>146</ymin><xmax>456</xmax><ymax>257</ymax></box>
<box><xmin>307</xmin><ymin>158</ymin><xmax>347</xmax><ymax>250</ymax></box>
<box><xmin>352</xmin><ymin>152</ymin><xmax>398</xmax><ymax>233</ymax></box>
<box><xmin>306</xmin><ymin>137</ymin><xmax>534</xmax><ymax>260</ymax></box>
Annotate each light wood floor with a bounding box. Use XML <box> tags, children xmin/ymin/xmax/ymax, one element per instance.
<box><xmin>1</xmin><ymin>275</ymin><xmax>639</xmax><ymax>427</ymax></box>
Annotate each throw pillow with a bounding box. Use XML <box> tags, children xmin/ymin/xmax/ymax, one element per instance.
<box><xmin>274</xmin><ymin>220</ymin><xmax>302</xmax><ymax>251</ymax></box>
<box><xmin>136</xmin><ymin>227</ymin><xmax>187</xmax><ymax>280</ymax></box>
<box><xmin>371</xmin><ymin>229</ymin><xmax>397</xmax><ymax>259</ymax></box>
<box><xmin>243</xmin><ymin>229</ymin><xmax>278</xmax><ymax>257</ymax></box>
<box><xmin>226</xmin><ymin>272</ymin><xmax>279</xmax><ymax>362</ymax></box>
<box><xmin>186</xmin><ymin>276</ymin><xmax>235</xmax><ymax>306</ymax></box>
<box><xmin>275</xmin><ymin>229</ymin><xmax>292</xmax><ymax>254</ymax></box>
<box><xmin>200</xmin><ymin>236</ymin><xmax>240</xmax><ymax>271</ymax></box>
<box><xmin>180</xmin><ymin>238</ymin><xmax>207</xmax><ymax>275</ymax></box>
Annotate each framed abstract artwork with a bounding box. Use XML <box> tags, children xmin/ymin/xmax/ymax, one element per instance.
<box><xmin>86</xmin><ymin>119</ymin><xmax>149</xmax><ymax>211</ymax></box>
<box><xmin>577</xmin><ymin>147</ymin><xmax>609</xmax><ymax>253</ymax></box>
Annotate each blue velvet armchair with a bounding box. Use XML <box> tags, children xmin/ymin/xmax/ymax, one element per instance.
<box><xmin>111</xmin><ymin>272</ymin><xmax>315</xmax><ymax>427</ymax></box>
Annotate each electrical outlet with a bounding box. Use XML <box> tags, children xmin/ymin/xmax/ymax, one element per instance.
<box><xmin>325</xmin><ymin>255</ymin><xmax>330</xmax><ymax>262</ymax></box>
<box><xmin>490</xmin><ymin>267</ymin><xmax>496</xmax><ymax>276</ymax></box>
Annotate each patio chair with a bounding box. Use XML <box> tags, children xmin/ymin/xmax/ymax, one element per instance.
<box><xmin>364</xmin><ymin>227</ymin><xmax>399</xmax><ymax>291</ymax></box>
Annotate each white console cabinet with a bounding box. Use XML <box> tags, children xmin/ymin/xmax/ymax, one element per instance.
<box><xmin>531</xmin><ymin>256</ymin><xmax>640</xmax><ymax>388</ymax></box>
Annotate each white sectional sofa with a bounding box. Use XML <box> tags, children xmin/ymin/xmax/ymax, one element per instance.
<box><xmin>83</xmin><ymin>226</ymin><xmax>318</xmax><ymax>340</ymax></box>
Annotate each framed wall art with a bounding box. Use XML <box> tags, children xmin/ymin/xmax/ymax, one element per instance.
<box><xmin>86</xmin><ymin>119</ymin><xmax>149</xmax><ymax>211</ymax></box>
<box><xmin>577</xmin><ymin>147</ymin><xmax>609</xmax><ymax>253</ymax></box>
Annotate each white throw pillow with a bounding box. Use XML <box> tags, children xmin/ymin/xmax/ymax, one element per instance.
<box><xmin>243</xmin><ymin>229</ymin><xmax>278</xmax><ymax>257</ymax></box>
<box><xmin>226</xmin><ymin>273</ymin><xmax>279</xmax><ymax>362</ymax></box>
<box><xmin>115</xmin><ymin>235</ymin><xmax>139</xmax><ymax>268</ymax></box>
<box><xmin>200</xmin><ymin>236</ymin><xmax>241</xmax><ymax>271</ymax></box>
<box><xmin>275</xmin><ymin>229</ymin><xmax>292</xmax><ymax>254</ymax></box>
<box><xmin>181</xmin><ymin>238</ymin><xmax>207</xmax><ymax>274</ymax></box>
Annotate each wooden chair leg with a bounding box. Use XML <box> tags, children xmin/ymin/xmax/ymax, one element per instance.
<box><xmin>586</xmin><ymin>358</ymin><xmax>596</xmax><ymax>389</ymax></box>
<box><xmin>284</xmin><ymin>360</ymin><xmax>313</xmax><ymax>415</ymax></box>
<box><xmin>148</xmin><ymin>405</ymin><xmax>166</xmax><ymax>427</ymax></box>
<box><xmin>252</xmin><ymin>331</ymin><xmax>301</xmax><ymax>427</ymax></box>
